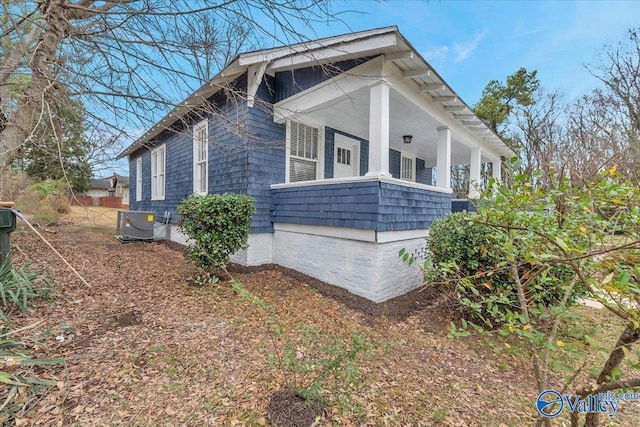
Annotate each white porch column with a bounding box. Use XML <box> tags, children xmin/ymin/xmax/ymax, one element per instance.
<box><xmin>492</xmin><ymin>157</ymin><xmax>502</xmax><ymax>181</ymax></box>
<box><xmin>436</xmin><ymin>126</ymin><xmax>451</xmax><ymax>189</ymax></box>
<box><xmin>469</xmin><ymin>148</ymin><xmax>482</xmax><ymax>199</ymax></box>
<box><xmin>366</xmin><ymin>80</ymin><xmax>391</xmax><ymax>177</ymax></box>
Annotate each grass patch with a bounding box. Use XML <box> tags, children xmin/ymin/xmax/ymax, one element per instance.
<box><xmin>0</xmin><ymin>263</ymin><xmax>52</xmax><ymax>323</ymax></box>
<box><xmin>0</xmin><ymin>324</ymin><xmax>65</xmax><ymax>424</ymax></box>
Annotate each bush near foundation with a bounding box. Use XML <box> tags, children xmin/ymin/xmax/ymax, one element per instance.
<box><xmin>177</xmin><ymin>193</ymin><xmax>254</xmax><ymax>278</ymax></box>
<box><xmin>425</xmin><ymin>210</ymin><xmax>579</xmax><ymax>328</ymax></box>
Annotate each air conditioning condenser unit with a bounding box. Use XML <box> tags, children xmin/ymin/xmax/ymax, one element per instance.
<box><xmin>116</xmin><ymin>211</ymin><xmax>154</xmax><ymax>241</ymax></box>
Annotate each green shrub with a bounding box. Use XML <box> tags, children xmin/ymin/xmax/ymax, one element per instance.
<box><xmin>177</xmin><ymin>193</ymin><xmax>254</xmax><ymax>277</ymax></box>
<box><xmin>425</xmin><ymin>212</ymin><xmax>579</xmax><ymax>327</ymax></box>
<box><xmin>0</xmin><ymin>264</ymin><xmax>59</xmax><ymax>422</ymax></box>
<box><xmin>16</xmin><ymin>179</ymin><xmax>70</xmax><ymax>225</ymax></box>
<box><xmin>0</xmin><ymin>263</ymin><xmax>52</xmax><ymax>323</ymax></box>
<box><xmin>427</xmin><ymin>212</ymin><xmax>503</xmax><ymax>281</ymax></box>
<box><xmin>1</xmin><ymin>323</ymin><xmax>64</xmax><ymax>423</ymax></box>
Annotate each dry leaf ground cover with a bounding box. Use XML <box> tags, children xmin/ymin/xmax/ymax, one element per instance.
<box><xmin>5</xmin><ymin>206</ymin><xmax>640</xmax><ymax>426</ymax></box>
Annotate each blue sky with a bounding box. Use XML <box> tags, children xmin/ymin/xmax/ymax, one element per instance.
<box><xmin>307</xmin><ymin>0</ymin><xmax>640</xmax><ymax>103</ymax></box>
<box><xmin>107</xmin><ymin>0</ymin><xmax>640</xmax><ymax>176</ymax></box>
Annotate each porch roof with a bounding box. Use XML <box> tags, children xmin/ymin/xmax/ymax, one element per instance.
<box><xmin>118</xmin><ymin>26</ymin><xmax>513</xmax><ymax>161</ymax></box>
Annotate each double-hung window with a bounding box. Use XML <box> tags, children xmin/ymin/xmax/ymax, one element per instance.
<box><xmin>151</xmin><ymin>145</ymin><xmax>166</xmax><ymax>200</ymax></box>
<box><xmin>193</xmin><ymin>120</ymin><xmax>208</xmax><ymax>194</ymax></box>
<box><xmin>135</xmin><ymin>157</ymin><xmax>142</xmax><ymax>201</ymax></box>
<box><xmin>400</xmin><ymin>152</ymin><xmax>415</xmax><ymax>182</ymax></box>
<box><xmin>288</xmin><ymin>121</ymin><xmax>319</xmax><ymax>182</ymax></box>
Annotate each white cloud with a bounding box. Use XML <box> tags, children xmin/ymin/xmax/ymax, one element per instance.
<box><xmin>453</xmin><ymin>30</ymin><xmax>487</xmax><ymax>62</ymax></box>
<box><xmin>424</xmin><ymin>45</ymin><xmax>449</xmax><ymax>64</ymax></box>
<box><xmin>423</xmin><ymin>30</ymin><xmax>487</xmax><ymax>67</ymax></box>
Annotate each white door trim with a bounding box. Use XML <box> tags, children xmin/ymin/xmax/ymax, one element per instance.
<box><xmin>334</xmin><ymin>133</ymin><xmax>360</xmax><ymax>178</ymax></box>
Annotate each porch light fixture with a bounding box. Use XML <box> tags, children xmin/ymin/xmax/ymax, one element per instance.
<box><xmin>403</xmin><ymin>135</ymin><xmax>413</xmax><ymax>144</ymax></box>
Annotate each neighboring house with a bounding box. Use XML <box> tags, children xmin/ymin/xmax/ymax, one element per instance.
<box><xmin>85</xmin><ymin>173</ymin><xmax>130</xmax><ymax>207</ymax></box>
<box><xmin>118</xmin><ymin>26</ymin><xmax>514</xmax><ymax>302</ymax></box>
<box><xmin>86</xmin><ymin>177</ymin><xmax>112</xmax><ymax>200</ymax></box>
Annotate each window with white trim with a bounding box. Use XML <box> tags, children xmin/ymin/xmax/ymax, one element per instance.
<box><xmin>288</xmin><ymin>121</ymin><xmax>319</xmax><ymax>182</ymax></box>
<box><xmin>151</xmin><ymin>145</ymin><xmax>166</xmax><ymax>200</ymax></box>
<box><xmin>400</xmin><ymin>152</ymin><xmax>416</xmax><ymax>182</ymax></box>
<box><xmin>135</xmin><ymin>157</ymin><xmax>142</xmax><ymax>201</ymax></box>
<box><xmin>193</xmin><ymin>120</ymin><xmax>208</xmax><ymax>194</ymax></box>
<box><xmin>336</xmin><ymin>147</ymin><xmax>351</xmax><ymax>166</ymax></box>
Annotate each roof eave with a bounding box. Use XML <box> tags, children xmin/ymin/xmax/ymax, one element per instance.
<box><xmin>117</xmin><ymin>25</ymin><xmax>513</xmax><ymax>160</ymax></box>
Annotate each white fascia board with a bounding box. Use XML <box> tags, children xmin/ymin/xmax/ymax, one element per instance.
<box><xmin>238</xmin><ymin>26</ymin><xmax>397</xmax><ymax>67</ymax></box>
<box><xmin>267</xmin><ymin>33</ymin><xmax>398</xmax><ymax>73</ymax></box>
<box><xmin>273</xmin><ymin>56</ymin><xmax>385</xmax><ymax>124</ymax></box>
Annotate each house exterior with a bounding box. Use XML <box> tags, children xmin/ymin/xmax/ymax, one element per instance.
<box><xmin>84</xmin><ymin>174</ymin><xmax>130</xmax><ymax>207</ymax></box>
<box><xmin>118</xmin><ymin>26</ymin><xmax>514</xmax><ymax>303</ymax></box>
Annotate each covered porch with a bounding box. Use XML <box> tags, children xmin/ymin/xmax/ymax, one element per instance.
<box><xmin>272</xmin><ymin>55</ymin><xmax>510</xmax><ymax>201</ymax></box>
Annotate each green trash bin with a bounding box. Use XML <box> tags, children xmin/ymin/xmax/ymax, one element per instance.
<box><xmin>0</xmin><ymin>207</ymin><xmax>16</xmax><ymax>268</ymax></box>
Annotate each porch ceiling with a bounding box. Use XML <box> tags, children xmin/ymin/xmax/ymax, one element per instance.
<box><xmin>303</xmin><ymin>87</ymin><xmax>492</xmax><ymax>166</ymax></box>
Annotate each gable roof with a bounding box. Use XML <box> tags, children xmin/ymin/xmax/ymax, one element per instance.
<box><xmin>90</xmin><ymin>173</ymin><xmax>129</xmax><ymax>190</ymax></box>
<box><xmin>118</xmin><ymin>26</ymin><xmax>513</xmax><ymax>159</ymax></box>
<box><xmin>90</xmin><ymin>178</ymin><xmax>112</xmax><ymax>190</ymax></box>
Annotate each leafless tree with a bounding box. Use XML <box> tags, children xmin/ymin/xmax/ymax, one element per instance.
<box><xmin>173</xmin><ymin>16</ymin><xmax>255</xmax><ymax>85</ymax></box>
<box><xmin>0</xmin><ymin>0</ymin><xmax>342</xmax><ymax>194</ymax></box>
<box><xmin>581</xmin><ymin>28</ymin><xmax>640</xmax><ymax>182</ymax></box>
<box><xmin>509</xmin><ymin>89</ymin><xmax>565</xmax><ymax>184</ymax></box>
<box><xmin>560</xmin><ymin>91</ymin><xmax>631</xmax><ymax>184</ymax></box>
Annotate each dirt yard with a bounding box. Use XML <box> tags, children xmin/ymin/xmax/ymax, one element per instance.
<box><xmin>5</xmin><ymin>206</ymin><xmax>639</xmax><ymax>426</ymax></box>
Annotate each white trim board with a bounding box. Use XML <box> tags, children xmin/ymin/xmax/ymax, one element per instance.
<box><xmin>275</xmin><ymin>223</ymin><xmax>376</xmax><ymax>242</ymax></box>
<box><xmin>270</xmin><ymin>174</ymin><xmax>452</xmax><ymax>194</ymax></box>
<box><xmin>273</xmin><ymin>223</ymin><xmax>429</xmax><ymax>243</ymax></box>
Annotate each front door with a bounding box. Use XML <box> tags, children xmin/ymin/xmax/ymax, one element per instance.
<box><xmin>333</xmin><ymin>134</ymin><xmax>360</xmax><ymax>178</ymax></box>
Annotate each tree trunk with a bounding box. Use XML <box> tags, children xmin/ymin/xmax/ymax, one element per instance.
<box><xmin>0</xmin><ymin>0</ymin><xmax>70</xmax><ymax>180</ymax></box>
<box><xmin>582</xmin><ymin>324</ymin><xmax>640</xmax><ymax>427</ymax></box>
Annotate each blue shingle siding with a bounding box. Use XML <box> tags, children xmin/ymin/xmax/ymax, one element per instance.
<box><xmin>324</xmin><ymin>130</ymin><xmax>333</xmax><ymax>178</ymax></box>
<box><xmin>246</xmin><ymin>75</ymin><xmax>286</xmax><ymax>233</ymax></box>
<box><xmin>390</xmin><ymin>149</ymin><xmax>401</xmax><ymax>178</ymax></box>
<box><xmin>390</xmin><ymin>149</ymin><xmax>431</xmax><ymax>184</ymax></box>
<box><xmin>271</xmin><ymin>181</ymin><xmax>380</xmax><ymax>229</ymax></box>
<box><xmin>129</xmin><ymin>157</ymin><xmax>138</xmax><ymax>203</ymax></box>
<box><xmin>128</xmin><ymin>128</ymin><xmax>200</xmax><ymax>223</ymax></box>
<box><xmin>128</xmin><ymin>73</ymin><xmax>284</xmax><ymax>233</ymax></box>
<box><xmin>272</xmin><ymin>180</ymin><xmax>451</xmax><ymax>231</ymax></box>
<box><xmin>128</xmin><ymin>76</ymin><xmax>251</xmax><ymax>224</ymax></box>
<box><xmin>377</xmin><ymin>182</ymin><xmax>451</xmax><ymax>231</ymax></box>
<box><xmin>360</xmin><ymin>137</ymin><xmax>369</xmax><ymax>175</ymax></box>
<box><xmin>451</xmin><ymin>199</ymin><xmax>476</xmax><ymax>213</ymax></box>
<box><xmin>128</xmin><ymin>66</ymin><xmax>449</xmax><ymax>235</ymax></box>
<box><xmin>324</xmin><ymin>127</ymin><xmax>369</xmax><ymax>178</ymax></box>
<box><xmin>415</xmin><ymin>158</ymin><xmax>433</xmax><ymax>185</ymax></box>
<box><xmin>275</xmin><ymin>58</ymin><xmax>373</xmax><ymax>102</ymax></box>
